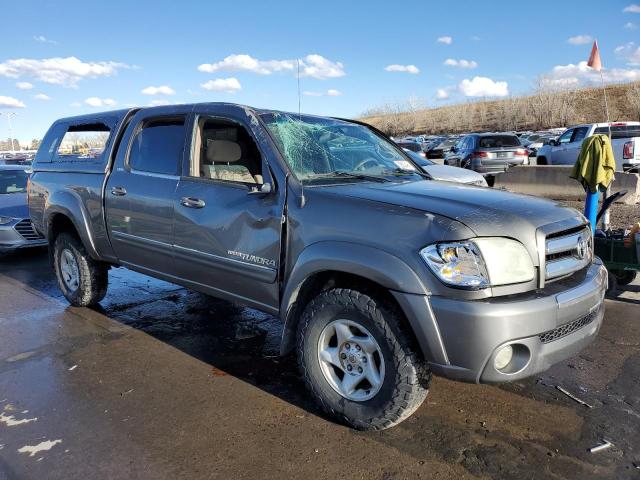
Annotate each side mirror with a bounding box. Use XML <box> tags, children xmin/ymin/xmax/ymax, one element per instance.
<box><xmin>248</xmin><ymin>182</ymin><xmax>273</xmax><ymax>196</ymax></box>
<box><xmin>450</xmin><ymin>146</ymin><xmax>457</xmax><ymax>153</ymax></box>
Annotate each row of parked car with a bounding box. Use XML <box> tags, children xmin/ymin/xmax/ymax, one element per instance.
<box><xmin>395</xmin><ymin>121</ymin><xmax>640</xmax><ymax>176</ymax></box>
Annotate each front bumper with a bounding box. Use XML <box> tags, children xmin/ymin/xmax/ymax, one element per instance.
<box><xmin>0</xmin><ymin>221</ymin><xmax>47</xmax><ymax>252</ymax></box>
<box><xmin>394</xmin><ymin>260</ymin><xmax>607</xmax><ymax>383</ymax></box>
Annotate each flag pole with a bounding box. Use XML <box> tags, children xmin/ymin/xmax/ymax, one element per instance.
<box><xmin>599</xmin><ymin>55</ymin><xmax>612</xmax><ymax>231</ymax></box>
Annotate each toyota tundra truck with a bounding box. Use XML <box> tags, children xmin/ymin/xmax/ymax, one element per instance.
<box><xmin>29</xmin><ymin>103</ymin><xmax>607</xmax><ymax>430</ymax></box>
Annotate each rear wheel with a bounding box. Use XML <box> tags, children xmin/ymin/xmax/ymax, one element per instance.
<box><xmin>53</xmin><ymin>233</ymin><xmax>108</xmax><ymax>306</ymax></box>
<box><xmin>297</xmin><ymin>288</ymin><xmax>430</xmax><ymax>430</ymax></box>
<box><xmin>537</xmin><ymin>156</ymin><xmax>548</xmax><ymax>165</ymax></box>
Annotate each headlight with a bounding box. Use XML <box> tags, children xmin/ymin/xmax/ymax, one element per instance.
<box><xmin>0</xmin><ymin>216</ymin><xmax>15</xmax><ymax>225</ymax></box>
<box><xmin>420</xmin><ymin>238</ymin><xmax>534</xmax><ymax>288</ymax></box>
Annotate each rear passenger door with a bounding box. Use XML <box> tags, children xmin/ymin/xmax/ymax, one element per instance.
<box><xmin>105</xmin><ymin>108</ymin><xmax>192</xmax><ymax>277</ymax></box>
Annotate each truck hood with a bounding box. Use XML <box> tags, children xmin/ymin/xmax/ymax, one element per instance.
<box><xmin>0</xmin><ymin>193</ymin><xmax>28</xmax><ymax>219</ymax></box>
<box><xmin>318</xmin><ymin>180</ymin><xmax>585</xmax><ymax>237</ymax></box>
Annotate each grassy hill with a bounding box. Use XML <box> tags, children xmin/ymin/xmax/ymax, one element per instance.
<box><xmin>360</xmin><ymin>81</ymin><xmax>640</xmax><ymax>136</ymax></box>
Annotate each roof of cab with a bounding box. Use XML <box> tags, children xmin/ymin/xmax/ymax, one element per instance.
<box><xmin>51</xmin><ymin>102</ymin><xmax>352</xmax><ymax>126</ymax></box>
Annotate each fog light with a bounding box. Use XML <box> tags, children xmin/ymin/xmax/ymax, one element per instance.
<box><xmin>494</xmin><ymin>345</ymin><xmax>513</xmax><ymax>371</ymax></box>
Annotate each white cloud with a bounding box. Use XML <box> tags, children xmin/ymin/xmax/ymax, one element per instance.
<box><xmin>0</xmin><ymin>96</ymin><xmax>26</xmax><ymax>108</ymax></box>
<box><xmin>436</xmin><ymin>88</ymin><xmax>450</xmax><ymax>100</ymax></box>
<box><xmin>625</xmin><ymin>21</ymin><xmax>637</xmax><ymax>29</ymax></box>
<box><xmin>84</xmin><ymin>97</ymin><xmax>116</xmax><ymax>107</ymax></box>
<box><xmin>437</xmin><ymin>36</ymin><xmax>453</xmax><ymax>45</ymax></box>
<box><xmin>615</xmin><ymin>42</ymin><xmax>640</xmax><ymax>66</ymax></box>
<box><xmin>542</xmin><ymin>61</ymin><xmax>640</xmax><ymax>88</ymax></box>
<box><xmin>567</xmin><ymin>35</ymin><xmax>593</xmax><ymax>45</ymax></box>
<box><xmin>303</xmin><ymin>89</ymin><xmax>343</xmax><ymax>97</ymax></box>
<box><xmin>198</xmin><ymin>54</ymin><xmax>345</xmax><ymax>80</ymax></box>
<box><xmin>199</xmin><ymin>54</ymin><xmax>294</xmax><ymax>75</ymax></box>
<box><xmin>33</xmin><ymin>35</ymin><xmax>57</xmax><ymax>44</ymax></box>
<box><xmin>384</xmin><ymin>64</ymin><xmax>420</xmax><ymax>74</ymax></box>
<box><xmin>148</xmin><ymin>99</ymin><xmax>172</xmax><ymax>107</ymax></box>
<box><xmin>623</xmin><ymin>4</ymin><xmax>640</xmax><ymax>13</ymax></box>
<box><xmin>70</xmin><ymin>101</ymin><xmax>82</xmax><ymax>107</ymax></box>
<box><xmin>33</xmin><ymin>93</ymin><xmax>51</xmax><ymax>100</ymax></box>
<box><xmin>141</xmin><ymin>85</ymin><xmax>176</xmax><ymax>95</ymax></box>
<box><xmin>459</xmin><ymin>76</ymin><xmax>509</xmax><ymax>97</ymax></box>
<box><xmin>200</xmin><ymin>77</ymin><xmax>242</xmax><ymax>93</ymax></box>
<box><xmin>300</xmin><ymin>54</ymin><xmax>345</xmax><ymax>79</ymax></box>
<box><xmin>0</xmin><ymin>57</ymin><xmax>131</xmax><ymax>87</ymax></box>
<box><xmin>16</xmin><ymin>81</ymin><xmax>33</xmax><ymax>90</ymax></box>
<box><xmin>443</xmin><ymin>58</ymin><xmax>478</xmax><ymax>69</ymax></box>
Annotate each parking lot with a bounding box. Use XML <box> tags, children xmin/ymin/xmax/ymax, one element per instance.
<box><xmin>1</xmin><ymin>249</ymin><xmax>639</xmax><ymax>480</ymax></box>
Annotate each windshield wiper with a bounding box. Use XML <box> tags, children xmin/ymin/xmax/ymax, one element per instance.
<box><xmin>310</xmin><ymin>170</ymin><xmax>390</xmax><ymax>183</ymax></box>
<box><xmin>382</xmin><ymin>168</ymin><xmax>432</xmax><ymax>180</ymax></box>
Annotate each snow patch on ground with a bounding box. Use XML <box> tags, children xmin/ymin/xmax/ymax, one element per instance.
<box><xmin>18</xmin><ymin>440</ymin><xmax>62</xmax><ymax>457</ymax></box>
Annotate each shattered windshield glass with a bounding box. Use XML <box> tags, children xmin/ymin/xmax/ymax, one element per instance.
<box><xmin>260</xmin><ymin>113</ymin><xmax>418</xmax><ymax>183</ymax></box>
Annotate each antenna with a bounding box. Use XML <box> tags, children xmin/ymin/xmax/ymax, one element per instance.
<box><xmin>297</xmin><ymin>58</ymin><xmax>301</xmax><ymax>119</ymax></box>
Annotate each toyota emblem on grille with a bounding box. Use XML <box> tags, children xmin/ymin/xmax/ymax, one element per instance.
<box><xmin>576</xmin><ymin>236</ymin><xmax>589</xmax><ymax>260</ymax></box>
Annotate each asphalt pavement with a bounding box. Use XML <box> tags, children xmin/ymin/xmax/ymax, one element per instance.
<box><xmin>1</xmin><ymin>249</ymin><xmax>639</xmax><ymax>480</ymax></box>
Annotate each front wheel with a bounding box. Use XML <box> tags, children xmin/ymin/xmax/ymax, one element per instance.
<box><xmin>297</xmin><ymin>288</ymin><xmax>430</xmax><ymax>430</ymax></box>
<box><xmin>53</xmin><ymin>233</ymin><xmax>108</xmax><ymax>306</ymax></box>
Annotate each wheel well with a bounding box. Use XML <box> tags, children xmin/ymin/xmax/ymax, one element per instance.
<box><xmin>48</xmin><ymin>214</ymin><xmax>79</xmax><ymax>245</ymax></box>
<box><xmin>281</xmin><ymin>270</ymin><xmax>421</xmax><ymax>357</ymax></box>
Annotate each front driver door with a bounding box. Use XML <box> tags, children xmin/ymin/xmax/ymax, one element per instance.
<box><xmin>172</xmin><ymin>108</ymin><xmax>285</xmax><ymax>313</ymax></box>
<box><xmin>552</xmin><ymin>128</ymin><xmax>574</xmax><ymax>165</ymax></box>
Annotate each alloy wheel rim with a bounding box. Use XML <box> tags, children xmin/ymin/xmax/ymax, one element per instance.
<box><xmin>317</xmin><ymin>319</ymin><xmax>385</xmax><ymax>402</ymax></box>
<box><xmin>60</xmin><ymin>249</ymin><xmax>80</xmax><ymax>292</ymax></box>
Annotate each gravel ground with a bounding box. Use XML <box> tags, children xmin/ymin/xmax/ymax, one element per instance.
<box><xmin>557</xmin><ymin>200</ymin><xmax>639</xmax><ymax>231</ymax></box>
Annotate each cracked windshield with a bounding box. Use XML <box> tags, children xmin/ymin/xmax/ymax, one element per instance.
<box><xmin>261</xmin><ymin>113</ymin><xmax>418</xmax><ymax>183</ymax></box>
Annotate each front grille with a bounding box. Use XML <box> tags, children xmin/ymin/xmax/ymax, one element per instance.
<box><xmin>14</xmin><ymin>219</ymin><xmax>44</xmax><ymax>241</ymax></box>
<box><xmin>545</xmin><ymin>227</ymin><xmax>592</xmax><ymax>281</ymax></box>
<box><xmin>538</xmin><ymin>309</ymin><xmax>598</xmax><ymax>344</ymax></box>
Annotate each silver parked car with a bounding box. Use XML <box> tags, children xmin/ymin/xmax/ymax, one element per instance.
<box><xmin>403</xmin><ymin>149</ymin><xmax>488</xmax><ymax>186</ymax></box>
<box><xmin>444</xmin><ymin>133</ymin><xmax>529</xmax><ymax>175</ymax></box>
<box><xmin>0</xmin><ymin>165</ymin><xmax>46</xmax><ymax>253</ymax></box>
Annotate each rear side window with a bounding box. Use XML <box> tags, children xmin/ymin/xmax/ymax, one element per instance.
<box><xmin>594</xmin><ymin>125</ymin><xmax>640</xmax><ymax>139</ymax></box>
<box><xmin>478</xmin><ymin>135</ymin><xmax>520</xmax><ymax>148</ymax></box>
<box><xmin>128</xmin><ymin>118</ymin><xmax>185</xmax><ymax>175</ymax></box>
<box><xmin>56</xmin><ymin>123</ymin><xmax>111</xmax><ymax>161</ymax></box>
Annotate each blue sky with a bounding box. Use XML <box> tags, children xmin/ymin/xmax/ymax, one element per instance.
<box><xmin>1</xmin><ymin>0</ymin><xmax>639</xmax><ymax>142</ymax></box>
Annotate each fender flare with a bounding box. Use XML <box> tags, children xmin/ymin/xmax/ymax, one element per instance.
<box><xmin>279</xmin><ymin>241</ymin><xmax>431</xmax><ymax>355</ymax></box>
<box><xmin>45</xmin><ymin>190</ymin><xmax>100</xmax><ymax>259</ymax></box>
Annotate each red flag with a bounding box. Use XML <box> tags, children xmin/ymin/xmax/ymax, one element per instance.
<box><xmin>587</xmin><ymin>40</ymin><xmax>602</xmax><ymax>71</ymax></box>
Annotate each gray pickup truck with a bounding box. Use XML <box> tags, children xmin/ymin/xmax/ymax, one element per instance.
<box><xmin>29</xmin><ymin>103</ymin><xmax>606</xmax><ymax>430</ymax></box>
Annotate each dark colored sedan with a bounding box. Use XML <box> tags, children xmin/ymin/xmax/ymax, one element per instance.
<box><xmin>444</xmin><ymin>133</ymin><xmax>529</xmax><ymax>175</ymax></box>
<box><xmin>0</xmin><ymin>165</ymin><xmax>46</xmax><ymax>253</ymax></box>
<box><xmin>425</xmin><ymin>137</ymin><xmax>458</xmax><ymax>159</ymax></box>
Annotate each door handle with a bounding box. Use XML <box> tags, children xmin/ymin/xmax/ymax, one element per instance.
<box><xmin>180</xmin><ymin>197</ymin><xmax>206</xmax><ymax>209</ymax></box>
<box><xmin>111</xmin><ymin>186</ymin><xmax>127</xmax><ymax>196</ymax></box>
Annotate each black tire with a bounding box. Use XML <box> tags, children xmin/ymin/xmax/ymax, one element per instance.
<box><xmin>297</xmin><ymin>288</ymin><xmax>430</xmax><ymax>430</ymax></box>
<box><xmin>537</xmin><ymin>156</ymin><xmax>547</xmax><ymax>165</ymax></box>
<box><xmin>606</xmin><ymin>270</ymin><xmax>620</xmax><ymax>298</ymax></box>
<box><xmin>53</xmin><ymin>232</ymin><xmax>108</xmax><ymax>306</ymax></box>
<box><xmin>613</xmin><ymin>269</ymin><xmax>637</xmax><ymax>286</ymax></box>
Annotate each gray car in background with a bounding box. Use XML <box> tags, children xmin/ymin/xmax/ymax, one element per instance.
<box><xmin>0</xmin><ymin>165</ymin><xmax>46</xmax><ymax>253</ymax></box>
<box><xmin>445</xmin><ymin>133</ymin><xmax>529</xmax><ymax>175</ymax></box>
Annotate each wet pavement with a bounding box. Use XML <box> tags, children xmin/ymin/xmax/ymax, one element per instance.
<box><xmin>1</xmin><ymin>249</ymin><xmax>639</xmax><ymax>480</ymax></box>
